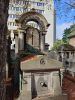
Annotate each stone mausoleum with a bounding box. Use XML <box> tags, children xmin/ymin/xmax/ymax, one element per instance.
<box><xmin>19</xmin><ymin>55</ymin><xmax>64</xmax><ymax>100</ymax></box>
<box><xmin>10</xmin><ymin>9</ymin><xmax>64</xmax><ymax>100</ymax></box>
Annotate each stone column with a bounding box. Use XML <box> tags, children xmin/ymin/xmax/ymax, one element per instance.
<box><xmin>60</xmin><ymin>69</ymin><xmax>64</xmax><ymax>87</ymax></box>
<box><xmin>18</xmin><ymin>72</ymin><xmax>32</xmax><ymax>100</ymax></box>
<box><xmin>24</xmin><ymin>31</ymin><xmax>26</xmax><ymax>50</ymax></box>
<box><xmin>48</xmin><ymin>73</ymin><xmax>54</xmax><ymax>94</ymax></box>
<box><xmin>40</xmin><ymin>31</ymin><xmax>46</xmax><ymax>51</ymax></box>
<box><xmin>52</xmin><ymin>71</ymin><xmax>62</xmax><ymax>95</ymax></box>
<box><xmin>15</xmin><ymin>32</ymin><xmax>19</xmax><ymax>54</ymax></box>
<box><xmin>19</xmin><ymin>31</ymin><xmax>24</xmax><ymax>50</ymax></box>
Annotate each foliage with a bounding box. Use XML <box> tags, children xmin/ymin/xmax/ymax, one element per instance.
<box><xmin>62</xmin><ymin>24</ymin><xmax>75</xmax><ymax>43</ymax></box>
<box><xmin>54</xmin><ymin>0</ymin><xmax>75</xmax><ymax>22</ymax></box>
<box><xmin>62</xmin><ymin>28</ymin><xmax>71</xmax><ymax>43</ymax></box>
<box><xmin>51</xmin><ymin>39</ymin><xmax>65</xmax><ymax>51</ymax></box>
<box><xmin>53</xmin><ymin>24</ymin><xmax>75</xmax><ymax>51</ymax></box>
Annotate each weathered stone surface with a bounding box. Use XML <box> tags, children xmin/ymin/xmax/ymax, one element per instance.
<box><xmin>16</xmin><ymin>10</ymin><xmax>49</xmax><ymax>51</ymax></box>
<box><xmin>21</xmin><ymin>55</ymin><xmax>62</xmax><ymax>71</ymax></box>
<box><xmin>17</xmin><ymin>10</ymin><xmax>49</xmax><ymax>31</ymax></box>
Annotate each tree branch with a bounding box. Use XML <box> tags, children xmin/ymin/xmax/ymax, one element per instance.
<box><xmin>64</xmin><ymin>2</ymin><xmax>75</xmax><ymax>9</ymax></box>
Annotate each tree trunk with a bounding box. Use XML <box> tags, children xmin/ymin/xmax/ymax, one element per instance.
<box><xmin>0</xmin><ymin>0</ymin><xmax>9</xmax><ymax>100</ymax></box>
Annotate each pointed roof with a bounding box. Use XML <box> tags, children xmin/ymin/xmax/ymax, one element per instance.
<box><xmin>21</xmin><ymin>55</ymin><xmax>63</xmax><ymax>72</ymax></box>
<box><xmin>57</xmin><ymin>44</ymin><xmax>75</xmax><ymax>51</ymax></box>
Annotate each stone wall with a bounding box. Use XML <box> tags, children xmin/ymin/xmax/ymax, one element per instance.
<box><xmin>32</xmin><ymin>72</ymin><xmax>62</xmax><ymax>96</ymax></box>
<box><xmin>18</xmin><ymin>71</ymin><xmax>62</xmax><ymax>100</ymax></box>
<box><xmin>18</xmin><ymin>73</ymin><xmax>32</xmax><ymax>100</ymax></box>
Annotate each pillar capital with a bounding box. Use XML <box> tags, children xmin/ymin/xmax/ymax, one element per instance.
<box><xmin>40</xmin><ymin>34</ymin><xmax>45</xmax><ymax>51</ymax></box>
<box><xmin>13</xmin><ymin>30</ymin><xmax>18</xmax><ymax>36</ymax></box>
<box><xmin>40</xmin><ymin>31</ymin><xmax>47</xmax><ymax>35</ymax></box>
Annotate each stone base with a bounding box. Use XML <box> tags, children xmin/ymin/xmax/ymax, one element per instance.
<box><xmin>16</xmin><ymin>92</ymin><xmax>32</xmax><ymax>100</ymax></box>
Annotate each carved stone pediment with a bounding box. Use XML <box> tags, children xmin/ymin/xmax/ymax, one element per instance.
<box><xmin>21</xmin><ymin>55</ymin><xmax>62</xmax><ymax>71</ymax></box>
<box><xmin>16</xmin><ymin>11</ymin><xmax>49</xmax><ymax>32</ymax></box>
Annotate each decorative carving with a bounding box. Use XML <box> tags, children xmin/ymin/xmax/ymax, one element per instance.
<box><xmin>40</xmin><ymin>58</ymin><xmax>46</xmax><ymax>65</ymax></box>
<box><xmin>22</xmin><ymin>15</ymin><xmax>45</xmax><ymax>31</ymax></box>
<box><xmin>17</xmin><ymin>11</ymin><xmax>48</xmax><ymax>32</ymax></box>
<box><xmin>40</xmin><ymin>82</ymin><xmax>47</xmax><ymax>87</ymax></box>
<box><xmin>16</xmin><ymin>10</ymin><xmax>49</xmax><ymax>51</ymax></box>
<box><xmin>37</xmin><ymin>77</ymin><xmax>48</xmax><ymax>95</ymax></box>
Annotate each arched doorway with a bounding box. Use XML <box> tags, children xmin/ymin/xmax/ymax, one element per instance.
<box><xmin>26</xmin><ymin>27</ymin><xmax>40</xmax><ymax>50</ymax></box>
<box><xmin>15</xmin><ymin>9</ymin><xmax>50</xmax><ymax>52</ymax></box>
